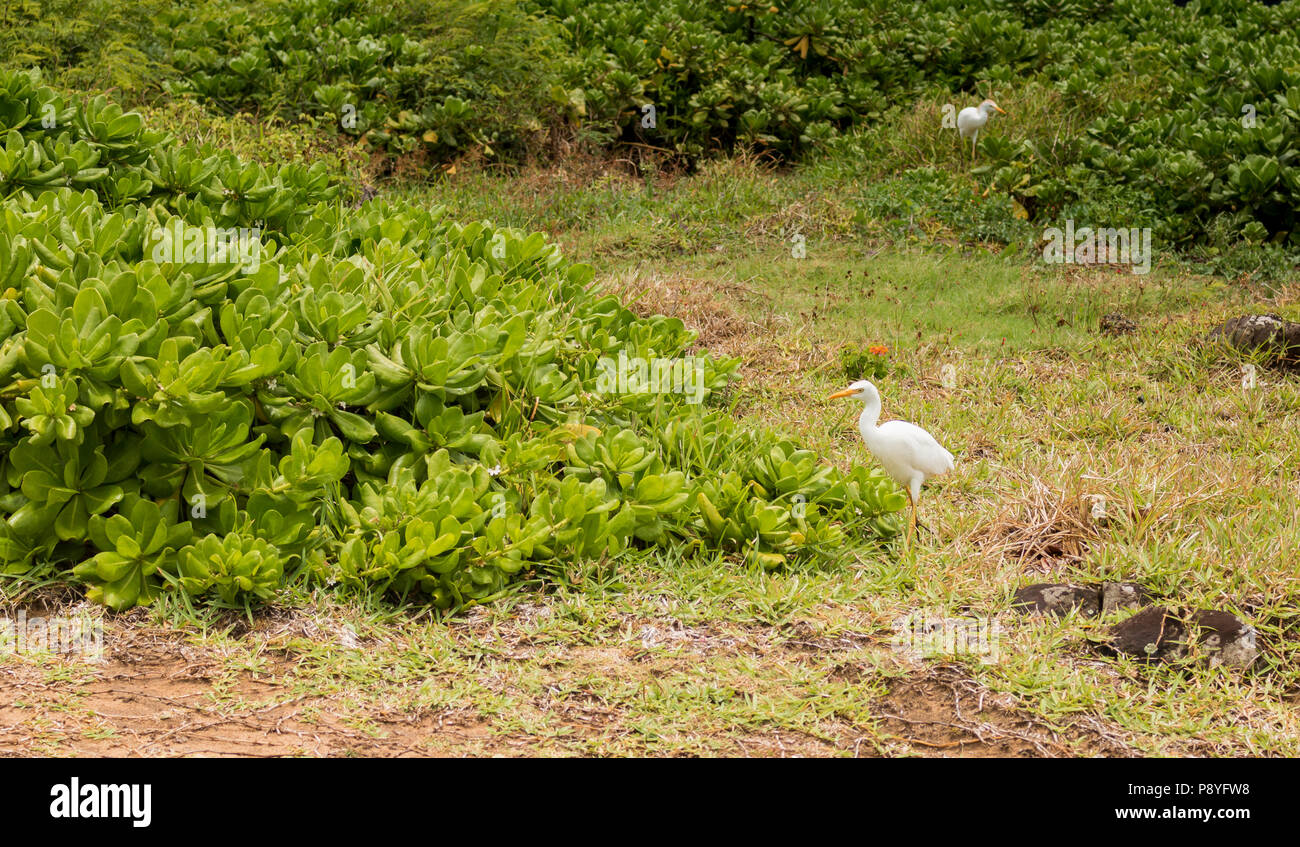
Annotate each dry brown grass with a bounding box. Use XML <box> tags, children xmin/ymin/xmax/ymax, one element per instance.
<box><xmin>598</xmin><ymin>267</ymin><xmax>753</xmax><ymax>355</ymax></box>
<box><xmin>596</xmin><ymin>265</ymin><xmax>849</xmax><ymax>444</ymax></box>
<box><xmin>972</xmin><ymin>476</ymin><xmax>1098</xmax><ymax>571</ymax></box>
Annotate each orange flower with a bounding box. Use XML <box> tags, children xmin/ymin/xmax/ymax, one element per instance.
<box><xmin>868</xmin><ymin>345</ymin><xmax>889</xmax><ymax>355</ymax></box>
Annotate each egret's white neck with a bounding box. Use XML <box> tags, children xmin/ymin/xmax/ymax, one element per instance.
<box><xmin>857</xmin><ymin>391</ymin><xmax>882</xmax><ymax>444</ymax></box>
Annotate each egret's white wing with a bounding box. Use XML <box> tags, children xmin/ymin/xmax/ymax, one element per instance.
<box><xmin>956</xmin><ymin>106</ymin><xmax>981</xmax><ymax>137</ymax></box>
<box><xmin>877</xmin><ymin>420</ymin><xmax>954</xmax><ymax>477</ymax></box>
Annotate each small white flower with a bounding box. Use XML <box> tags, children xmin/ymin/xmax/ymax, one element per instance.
<box><xmin>486</xmin><ymin>464</ymin><xmax>502</xmax><ymax>477</ymax></box>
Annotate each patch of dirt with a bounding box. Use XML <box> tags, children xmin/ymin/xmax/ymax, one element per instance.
<box><xmin>0</xmin><ymin>603</ymin><xmax>492</xmax><ymax>758</ymax></box>
<box><xmin>870</xmin><ymin>666</ymin><xmax>1128</xmax><ymax>758</ymax></box>
<box><xmin>0</xmin><ymin>605</ymin><xmax>1133</xmax><ymax>758</ymax></box>
<box><xmin>1</xmin><ymin>602</ymin><xmax>1131</xmax><ymax>758</ymax></box>
<box><xmin>0</xmin><ymin>654</ymin><xmax>491</xmax><ymax>758</ymax></box>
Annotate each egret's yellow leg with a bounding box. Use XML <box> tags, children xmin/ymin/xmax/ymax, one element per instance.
<box><xmin>905</xmin><ymin>489</ymin><xmax>917</xmax><ymax>545</ymax></box>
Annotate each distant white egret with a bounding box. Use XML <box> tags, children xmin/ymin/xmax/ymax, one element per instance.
<box><xmin>830</xmin><ymin>380</ymin><xmax>954</xmax><ymax>543</ymax></box>
<box><xmin>956</xmin><ymin>99</ymin><xmax>1005</xmax><ymax>159</ymax></box>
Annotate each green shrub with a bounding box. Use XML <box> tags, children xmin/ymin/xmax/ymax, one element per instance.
<box><xmin>530</xmin><ymin>0</ymin><xmax>1300</xmax><ymax>260</ymax></box>
<box><xmin>157</xmin><ymin>0</ymin><xmax>567</xmax><ymax>162</ymax></box>
<box><xmin>0</xmin><ymin>70</ymin><xmax>903</xmax><ymax>610</ymax></box>
<box><xmin>0</xmin><ymin>0</ymin><xmax>172</xmax><ymax>97</ymax></box>
<box><xmin>6</xmin><ymin>0</ymin><xmax>1300</xmax><ymax>264</ymax></box>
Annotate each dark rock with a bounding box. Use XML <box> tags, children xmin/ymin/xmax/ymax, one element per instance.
<box><xmin>1106</xmin><ymin>607</ymin><xmax>1259</xmax><ymax>667</ymax></box>
<box><xmin>1012</xmin><ymin>583</ymin><xmax>1101</xmax><ymax>617</ymax></box>
<box><xmin>1108</xmin><ymin>606</ymin><xmax>1188</xmax><ymax>660</ymax></box>
<box><xmin>1014</xmin><ymin>581</ymin><xmax>1155</xmax><ymax>617</ymax></box>
<box><xmin>1189</xmin><ymin>610</ymin><xmax>1259</xmax><ymax>668</ymax></box>
<box><xmin>1101</xmin><ymin>581</ymin><xmax>1154</xmax><ymax>614</ymax></box>
<box><xmin>1207</xmin><ymin>314</ymin><xmax>1300</xmax><ymax>368</ymax></box>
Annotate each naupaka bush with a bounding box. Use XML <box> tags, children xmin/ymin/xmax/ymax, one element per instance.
<box><xmin>0</xmin><ymin>70</ymin><xmax>904</xmax><ymax>610</ymax></box>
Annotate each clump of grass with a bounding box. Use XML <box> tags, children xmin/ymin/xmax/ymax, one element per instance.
<box><xmin>972</xmin><ymin>476</ymin><xmax>1097</xmax><ymax>571</ymax></box>
<box><xmin>139</xmin><ymin>99</ymin><xmax>370</xmax><ymax>178</ymax></box>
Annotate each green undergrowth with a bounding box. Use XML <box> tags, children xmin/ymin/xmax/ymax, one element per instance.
<box><xmin>0</xmin><ymin>69</ymin><xmax>904</xmax><ymax>612</ymax></box>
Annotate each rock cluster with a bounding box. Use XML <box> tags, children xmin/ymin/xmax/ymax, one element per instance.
<box><xmin>1012</xmin><ymin>582</ymin><xmax>1259</xmax><ymax>668</ymax></box>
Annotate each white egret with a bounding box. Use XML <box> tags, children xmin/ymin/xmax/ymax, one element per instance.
<box><xmin>956</xmin><ymin>99</ymin><xmax>1005</xmax><ymax>159</ymax></box>
<box><xmin>829</xmin><ymin>380</ymin><xmax>954</xmax><ymax>543</ymax></box>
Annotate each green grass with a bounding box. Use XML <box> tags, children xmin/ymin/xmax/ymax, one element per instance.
<box><xmin>394</xmin><ymin>154</ymin><xmax>1298</xmax><ymax>754</ymax></box>
<box><xmin>2</xmin><ymin>0</ymin><xmax>1297</xmax><ymax>757</ymax></box>
<box><xmin>6</xmin><ymin>125</ymin><xmax>1299</xmax><ymax>758</ymax></box>
<box><xmin>641</xmin><ymin>247</ymin><xmax>1238</xmax><ymax>355</ymax></box>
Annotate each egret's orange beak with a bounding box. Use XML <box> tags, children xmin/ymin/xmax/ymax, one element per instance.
<box><xmin>828</xmin><ymin>388</ymin><xmax>856</xmax><ymax>400</ymax></box>
<box><xmin>993</xmin><ymin>104</ymin><xmax>1006</xmax><ymax>114</ymax></box>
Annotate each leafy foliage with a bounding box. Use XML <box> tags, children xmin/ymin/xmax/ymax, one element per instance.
<box><xmin>7</xmin><ymin>0</ymin><xmax>1300</xmax><ymax>253</ymax></box>
<box><xmin>156</xmin><ymin>0</ymin><xmax>566</xmax><ymax>161</ymax></box>
<box><xmin>0</xmin><ymin>0</ymin><xmax>171</xmax><ymax>95</ymax></box>
<box><xmin>0</xmin><ymin>70</ymin><xmax>902</xmax><ymax>610</ymax></box>
<box><xmin>534</xmin><ymin>0</ymin><xmax>1300</xmax><ymax>249</ymax></box>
